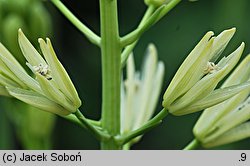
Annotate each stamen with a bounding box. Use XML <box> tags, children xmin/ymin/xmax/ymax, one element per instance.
<box><xmin>203</xmin><ymin>62</ymin><xmax>219</xmax><ymax>74</ymax></box>
<box><xmin>33</xmin><ymin>63</ymin><xmax>52</xmax><ymax>80</ymax></box>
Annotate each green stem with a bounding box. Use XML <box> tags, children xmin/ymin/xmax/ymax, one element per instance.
<box><xmin>74</xmin><ymin>110</ymin><xmax>110</xmax><ymax>141</ymax></box>
<box><xmin>100</xmin><ymin>0</ymin><xmax>122</xmax><ymax>150</ymax></box>
<box><xmin>50</xmin><ymin>0</ymin><xmax>101</xmax><ymax>46</ymax></box>
<box><xmin>121</xmin><ymin>6</ymin><xmax>155</xmax><ymax>68</ymax></box>
<box><xmin>157</xmin><ymin>0</ymin><xmax>182</xmax><ymax>21</ymax></box>
<box><xmin>183</xmin><ymin>139</ymin><xmax>200</xmax><ymax>150</ymax></box>
<box><xmin>62</xmin><ymin>114</ymin><xmax>101</xmax><ymax>128</ymax></box>
<box><xmin>120</xmin><ymin>6</ymin><xmax>165</xmax><ymax>47</ymax></box>
<box><xmin>116</xmin><ymin>108</ymin><xmax>168</xmax><ymax>145</ymax></box>
<box><xmin>121</xmin><ymin>0</ymin><xmax>181</xmax><ymax>67</ymax></box>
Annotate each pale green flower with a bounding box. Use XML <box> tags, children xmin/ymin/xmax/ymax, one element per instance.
<box><xmin>193</xmin><ymin>55</ymin><xmax>250</xmax><ymax>148</ymax></box>
<box><xmin>163</xmin><ymin>28</ymin><xmax>249</xmax><ymax>115</ymax></box>
<box><xmin>121</xmin><ymin>44</ymin><xmax>165</xmax><ymax>143</ymax></box>
<box><xmin>0</xmin><ymin>29</ymin><xmax>81</xmax><ymax>116</ymax></box>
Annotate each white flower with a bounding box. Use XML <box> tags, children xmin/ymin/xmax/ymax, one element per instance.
<box><xmin>121</xmin><ymin>44</ymin><xmax>165</xmax><ymax>143</ymax></box>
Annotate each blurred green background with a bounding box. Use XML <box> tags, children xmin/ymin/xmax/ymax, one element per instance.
<box><xmin>1</xmin><ymin>0</ymin><xmax>250</xmax><ymax>149</ymax></box>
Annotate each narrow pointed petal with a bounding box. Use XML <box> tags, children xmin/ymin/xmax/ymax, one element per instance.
<box><xmin>209</xmin><ymin>28</ymin><xmax>236</xmax><ymax>61</ymax></box>
<box><xmin>203</xmin><ymin>122</ymin><xmax>250</xmax><ymax>148</ymax></box>
<box><xmin>0</xmin><ymin>59</ymin><xmax>24</xmax><ymax>87</ymax></box>
<box><xmin>175</xmin><ymin>81</ymin><xmax>250</xmax><ymax>115</ymax></box>
<box><xmin>0</xmin><ymin>74</ymin><xmax>20</xmax><ymax>87</ymax></box>
<box><xmin>36</xmin><ymin>73</ymin><xmax>76</xmax><ymax>112</ymax></box>
<box><xmin>169</xmin><ymin>68</ymin><xmax>227</xmax><ymax>114</ymax></box>
<box><xmin>222</xmin><ymin>54</ymin><xmax>250</xmax><ymax>87</ymax></box>
<box><xmin>144</xmin><ymin>61</ymin><xmax>165</xmax><ymax>122</ymax></box>
<box><xmin>0</xmin><ymin>44</ymin><xmax>28</xmax><ymax>87</ymax></box>
<box><xmin>163</xmin><ymin>32</ymin><xmax>214</xmax><ymax>107</ymax></box>
<box><xmin>120</xmin><ymin>74</ymin><xmax>127</xmax><ymax>134</ymax></box>
<box><xmin>0</xmin><ymin>52</ymin><xmax>41</xmax><ymax>93</ymax></box>
<box><xmin>123</xmin><ymin>53</ymin><xmax>137</xmax><ymax>133</ymax></box>
<box><xmin>7</xmin><ymin>87</ymin><xmax>70</xmax><ymax>116</ymax></box>
<box><xmin>216</xmin><ymin>43</ymin><xmax>245</xmax><ymax>71</ymax></box>
<box><xmin>38</xmin><ymin>38</ymin><xmax>81</xmax><ymax>108</ymax></box>
<box><xmin>18</xmin><ymin>29</ymin><xmax>47</xmax><ymax>66</ymax></box>
<box><xmin>133</xmin><ymin>44</ymin><xmax>158</xmax><ymax>130</ymax></box>
<box><xmin>0</xmin><ymin>43</ymin><xmax>26</xmax><ymax>73</ymax></box>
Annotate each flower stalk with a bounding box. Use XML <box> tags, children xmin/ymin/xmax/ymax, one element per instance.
<box><xmin>100</xmin><ymin>0</ymin><xmax>122</xmax><ymax>150</ymax></box>
<box><xmin>50</xmin><ymin>0</ymin><xmax>101</xmax><ymax>46</ymax></box>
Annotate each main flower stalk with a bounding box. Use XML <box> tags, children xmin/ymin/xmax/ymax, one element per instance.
<box><xmin>100</xmin><ymin>0</ymin><xmax>122</xmax><ymax>149</ymax></box>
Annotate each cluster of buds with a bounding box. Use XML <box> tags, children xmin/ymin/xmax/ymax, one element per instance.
<box><xmin>162</xmin><ymin>28</ymin><xmax>250</xmax><ymax>116</ymax></box>
<box><xmin>121</xmin><ymin>44</ymin><xmax>165</xmax><ymax>144</ymax></box>
<box><xmin>0</xmin><ymin>29</ymin><xmax>81</xmax><ymax>116</ymax></box>
<box><xmin>193</xmin><ymin>55</ymin><xmax>250</xmax><ymax>148</ymax></box>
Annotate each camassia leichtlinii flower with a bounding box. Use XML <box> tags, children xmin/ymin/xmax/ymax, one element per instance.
<box><xmin>162</xmin><ymin>28</ymin><xmax>250</xmax><ymax>116</ymax></box>
<box><xmin>0</xmin><ymin>29</ymin><xmax>81</xmax><ymax>116</ymax></box>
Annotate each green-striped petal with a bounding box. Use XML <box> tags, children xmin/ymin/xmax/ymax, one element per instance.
<box><xmin>7</xmin><ymin>87</ymin><xmax>70</xmax><ymax>116</ymax></box>
<box><xmin>163</xmin><ymin>32</ymin><xmax>214</xmax><ymax>107</ymax></box>
<box><xmin>18</xmin><ymin>29</ymin><xmax>47</xmax><ymax>66</ymax></box>
<box><xmin>38</xmin><ymin>38</ymin><xmax>81</xmax><ymax>108</ymax></box>
<box><xmin>0</xmin><ymin>51</ymin><xmax>41</xmax><ymax>93</ymax></box>
<box><xmin>175</xmin><ymin>81</ymin><xmax>250</xmax><ymax>115</ymax></box>
<box><xmin>36</xmin><ymin>73</ymin><xmax>76</xmax><ymax>112</ymax></box>
<box><xmin>203</xmin><ymin>122</ymin><xmax>250</xmax><ymax>148</ymax></box>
